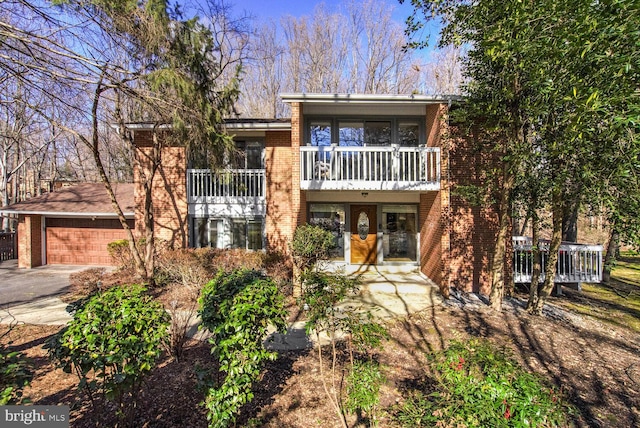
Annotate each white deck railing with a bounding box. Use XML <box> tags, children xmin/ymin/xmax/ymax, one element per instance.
<box><xmin>513</xmin><ymin>237</ymin><xmax>603</xmax><ymax>284</ymax></box>
<box><xmin>187</xmin><ymin>169</ymin><xmax>265</xmax><ymax>203</ymax></box>
<box><xmin>300</xmin><ymin>146</ymin><xmax>440</xmax><ymax>191</ymax></box>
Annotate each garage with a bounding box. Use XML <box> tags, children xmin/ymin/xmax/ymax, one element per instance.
<box><xmin>45</xmin><ymin>217</ymin><xmax>134</xmax><ymax>265</ymax></box>
<box><xmin>0</xmin><ymin>183</ymin><xmax>135</xmax><ymax>268</ymax></box>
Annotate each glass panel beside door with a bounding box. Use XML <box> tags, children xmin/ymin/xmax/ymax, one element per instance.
<box><xmin>382</xmin><ymin>205</ymin><xmax>417</xmax><ymax>261</ymax></box>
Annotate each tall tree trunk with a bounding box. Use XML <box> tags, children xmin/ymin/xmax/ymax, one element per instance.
<box><xmin>562</xmin><ymin>195</ymin><xmax>580</xmax><ymax>242</ymax></box>
<box><xmin>529</xmin><ymin>191</ymin><xmax>563</xmax><ymax>315</ymax></box>
<box><xmin>489</xmin><ymin>165</ymin><xmax>515</xmax><ymax>311</ymax></box>
<box><xmin>85</xmin><ymin>79</ymin><xmax>147</xmax><ymax>281</ymax></box>
<box><xmin>527</xmin><ymin>213</ymin><xmax>542</xmax><ymax>310</ymax></box>
<box><xmin>602</xmin><ymin>225</ymin><xmax>619</xmax><ymax>284</ymax></box>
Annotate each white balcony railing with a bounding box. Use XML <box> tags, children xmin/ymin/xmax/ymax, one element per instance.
<box><xmin>187</xmin><ymin>169</ymin><xmax>265</xmax><ymax>204</ymax></box>
<box><xmin>513</xmin><ymin>237</ymin><xmax>603</xmax><ymax>284</ymax></box>
<box><xmin>300</xmin><ymin>145</ymin><xmax>440</xmax><ymax>191</ymax></box>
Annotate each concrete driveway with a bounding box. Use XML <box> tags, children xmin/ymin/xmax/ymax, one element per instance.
<box><xmin>0</xmin><ymin>260</ymin><xmax>92</xmax><ymax>307</ymax></box>
<box><xmin>0</xmin><ymin>260</ymin><xmax>100</xmax><ymax>325</ymax></box>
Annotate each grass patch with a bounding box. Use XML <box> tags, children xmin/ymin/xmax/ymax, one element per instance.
<box><xmin>559</xmin><ymin>253</ymin><xmax>640</xmax><ymax>334</ymax></box>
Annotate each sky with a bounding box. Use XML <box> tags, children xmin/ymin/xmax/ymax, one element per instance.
<box><xmin>228</xmin><ymin>0</ymin><xmax>418</xmax><ymax>24</ymax></box>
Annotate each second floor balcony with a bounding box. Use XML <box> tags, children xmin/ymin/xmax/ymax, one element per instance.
<box><xmin>188</xmin><ymin>169</ymin><xmax>265</xmax><ymax>204</ymax></box>
<box><xmin>300</xmin><ymin>145</ymin><xmax>441</xmax><ymax>191</ymax></box>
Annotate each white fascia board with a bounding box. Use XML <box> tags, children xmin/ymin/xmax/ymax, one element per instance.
<box><xmin>225</xmin><ymin>122</ymin><xmax>291</xmax><ymax>131</ymax></box>
<box><xmin>280</xmin><ymin>93</ymin><xmax>464</xmax><ymax>104</ymax></box>
<box><xmin>0</xmin><ymin>210</ymin><xmax>134</xmax><ymax>219</ymax></box>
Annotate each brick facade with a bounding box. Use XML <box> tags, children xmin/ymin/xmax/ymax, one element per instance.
<box><xmin>17</xmin><ymin>214</ymin><xmax>42</xmax><ymax>268</ymax></box>
<box><xmin>265</xmin><ymin>130</ymin><xmax>294</xmax><ymax>254</ymax></box>
<box><xmin>127</xmin><ymin>99</ymin><xmax>504</xmax><ymax>295</ymax></box>
<box><xmin>133</xmin><ymin>131</ymin><xmax>188</xmax><ymax>249</ymax></box>
<box><xmin>445</xmin><ymin>124</ymin><xmax>508</xmax><ymax>294</ymax></box>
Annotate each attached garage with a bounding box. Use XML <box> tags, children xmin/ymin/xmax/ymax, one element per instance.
<box><xmin>45</xmin><ymin>218</ymin><xmax>135</xmax><ymax>265</ymax></box>
<box><xmin>1</xmin><ymin>183</ymin><xmax>135</xmax><ymax>268</ymax></box>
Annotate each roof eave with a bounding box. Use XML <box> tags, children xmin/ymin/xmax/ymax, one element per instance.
<box><xmin>280</xmin><ymin>93</ymin><xmax>464</xmax><ymax>105</ymax></box>
<box><xmin>0</xmin><ymin>210</ymin><xmax>135</xmax><ymax>219</ymax></box>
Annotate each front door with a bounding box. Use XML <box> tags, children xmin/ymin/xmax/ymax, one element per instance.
<box><xmin>350</xmin><ymin>205</ymin><xmax>377</xmax><ymax>264</ymax></box>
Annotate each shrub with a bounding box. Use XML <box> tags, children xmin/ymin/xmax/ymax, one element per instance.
<box><xmin>0</xmin><ymin>324</ymin><xmax>32</xmax><ymax>405</ymax></box>
<box><xmin>156</xmin><ymin>248</ymin><xmax>211</xmax><ymax>289</ymax></box>
<box><xmin>291</xmin><ymin>224</ymin><xmax>336</xmax><ymax>274</ymax></box>
<box><xmin>107</xmin><ymin>239</ymin><xmax>131</xmax><ymax>270</ymax></box>
<box><xmin>198</xmin><ymin>269</ymin><xmax>287</xmax><ymax>428</ymax></box>
<box><xmin>48</xmin><ymin>285</ymin><xmax>169</xmax><ymax>424</ymax></box>
<box><xmin>393</xmin><ymin>339</ymin><xmax>571</xmax><ymax>427</ymax></box>
<box><xmin>300</xmin><ymin>271</ymin><xmax>388</xmax><ymax>428</ymax></box>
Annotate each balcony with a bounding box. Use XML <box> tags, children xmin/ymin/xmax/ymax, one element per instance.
<box><xmin>300</xmin><ymin>146</ymin><xmax>440</xmax><ymax>191</ymax></box>
<box><xmin>513</xmin><ymin>237</ymin><xmax>603</xmax><ymax>285</ymax></box>
<box><xmin>187</xmin><ymin>169</ymin><xmax>265</xmax><ymax>204</ymax></box>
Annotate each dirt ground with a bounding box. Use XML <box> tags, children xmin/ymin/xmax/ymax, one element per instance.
<box><xmin>2</xmin><ymin>289</ymin><xmax>639</xmax><ymax>428</ymax></box>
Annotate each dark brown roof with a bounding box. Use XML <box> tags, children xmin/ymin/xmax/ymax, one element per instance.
<box><xmin>0</xmin><ymin>183</ymin><xmax>135</xmax><ymax>218</ymax></box>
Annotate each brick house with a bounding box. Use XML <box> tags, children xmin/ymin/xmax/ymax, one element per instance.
<box><xmin>1</xmin><ymin>93</ymin><xmax>506</xmax><ymax>294</ymax></box>
<box><xmin>131</xmin><ymin>93</ymin><xmax>503</xmax><ymax>294</ymax></box>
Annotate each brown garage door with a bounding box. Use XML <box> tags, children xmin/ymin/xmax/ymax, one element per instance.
<box><xmin>46</xmin><ymin>218</ymin><xmax>134</xmax><ymax>265</ymax></box>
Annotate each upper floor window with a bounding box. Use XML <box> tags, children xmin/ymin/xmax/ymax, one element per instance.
<box><xmin>307</xmin><ymin>117</ymin><xmax>424</xmax><ymax>147</ymax></box>
<box><xmin>234</xmin><ymin>141</ymin><xmax>264</xmax><ymax>169</ymax></box>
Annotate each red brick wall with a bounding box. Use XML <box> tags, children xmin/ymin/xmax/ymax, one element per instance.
<box><xmin>265</xmin><ymin>130</ymin><xmax>294</xmax><ymax>254</ymax></box>
<box><xmin>17</xmin><ymin>214</ymin><xmax>42</xmax><ymax>268</ymax></box>
<box><xmin>420</xmin><ymin>104</ymin><xmax>451</xmax><ymax>295</ymax></box>
<box><xmin>133</xmin><ymin>131</ymin><xmax>187</xmax><ymax>249</ymax></box>
<box><xmin>420</xmin><ymin>192</ymin><xmax>443</xmax><ymax>285</ymax></box>
<box><xmin>446</xmin><ymin>124</ymin><xmax>507</xmax><ymax>294</ymax></box>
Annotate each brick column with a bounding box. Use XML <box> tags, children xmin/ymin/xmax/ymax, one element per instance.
<box><xmin>18</xmin><ymin>214</ymin><xmax>43</xmax><ymax>268</ymax></box>
<box><xmin>133</xmin><ymin>131</ymin><xmax>187</xmax><ymax>249</ymax></box>
<box><xmin>265</xmin><ymin>130</ymin><xmax>293</xmax><ymax>254</ymax></box>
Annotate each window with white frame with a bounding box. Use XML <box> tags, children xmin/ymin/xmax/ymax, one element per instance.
<box><xmin>309</xmin><ymin>203</ymin><xmax>345</xmax><ymax>259</ymax></box>
<box><xmin>192</xmin><ymin>218</ymin><xmax>223</xmax><ymax>248</ymax></box>
<box><xmin>231</xmin><ymin>218</ymin><xmax>264</xmax><ymax>250</ymax></box>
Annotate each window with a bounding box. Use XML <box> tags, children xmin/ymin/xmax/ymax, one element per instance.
<box><xmin>382</xmin><ymin>205</ymin><xmax>417</xmax><ymax>261</ymax></box>
<box><xmin>308</xmin><ymin>117</ymin><xmax>424</xmax><ymax>147</ymax></box>
<box><xmin>234</xmin><ymin>141</ymin><xmax>264</xmax><ymax>169</ymax></box>
<box><xmin>398</xmin><ymin>121</ymin><xmax>420</xmax><ymax>146</ymax></box>
<box><xmin>309</xmin><ymin>204</ymin><xmax>345</xmax><ymax>259</ymax></box>
<box><xmin>231</xmin><ymin>218</ymin><xmax>264</xmax><ymax>250</ymax></box>
<box><xmin>365</xmin><ymin>121</ymin><xmax>392</xmax><ymax>146</ymax></box>
<box><xmin>338</xmin><ymin>121</ymin><xmax>364</xmax><ymax>146</ymax></box>
<box><xmin>309</xmin><ymin>121</ymin><xmax>332</xmax><ymax>146</ymax></box>
<box><xmin>193</xmin><ymin>218</ymin><xmax>222</xmax><ymax>248</ymax></box>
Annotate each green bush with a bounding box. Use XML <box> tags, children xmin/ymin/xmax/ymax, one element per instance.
<box><xmin>345</xmin><ymin>359</ymin><xmax>385</xmax><ymax>426</ymax></box>
<box><xmin>48</xmin><ymin>285</ymin><xmax>169</xmax><ymax>423</ymax></box>
<box><xmin>393</xmin><ymin>339</ymin><xmax>571</xmax><ymax>427</ymax></box>
<box><xmin>300</xmin><ymin>271</ymin><xmax>388</xmax><ymax>428</ymax></box>
<box><xmin>198</xmin><ymin>269</ymin><xmax>287</xmax><ymax>428</ymax></box>
<box><xmin>107</xmin><ymin>239</ymin><xmax>132</xmax><ymax>269</ymax></box>
<box><xmin>0</xmin><ymin>332</ymin><xmax>32</xmax><ymax>405</ymax></box>
<box><xmin>291</xmin><ymin>224</ymin><xmax>336</xmax><ymax>274</ymax></box>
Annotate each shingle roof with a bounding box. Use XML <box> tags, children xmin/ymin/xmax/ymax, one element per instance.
<box><xmin>0</xmin><ymin>183</ymin><xmax>135</xmax><ymax>218</ymax></box>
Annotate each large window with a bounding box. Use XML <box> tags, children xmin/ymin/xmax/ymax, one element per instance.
<box><xmin>234</xmin><ymin>141</ymin><xmax>264</xmax><ymax>169</ymax></box>
<box><xmin>307</xmin><ymin>117</ymin><xmax>424</xmax><ymax>146</ymax></box>
<box><xmin>193</xmin><ymin>218</ymin><xmax>223</xmax><ymax>248</ymax></box>
<box><xmin>382</xmin><ymin>205</ymin><xmax>417</xmax><ymax>261</ymax></box>
<box><xmin>309</xmin><ymin>121</ymin><xmax>332</xmax><ymax>146</ymax></box>
<box><xmin>398</xmin><ymin>121</ymin><xmax>420</xmax><ymax>146</ymax></box>
<box><xmin>192</xmin><ymin>217</ymin><xmax>263</xmax><ymax>250</ymax></box>
<box><xmin>231</xmin><ymin>218</ymin><xmax>263</xmax><ymax>250</ymax></box>
<box><xmin>309</xmin><ymin>203</ymin><xmax>345</xmax><ymax>259</ymax></box>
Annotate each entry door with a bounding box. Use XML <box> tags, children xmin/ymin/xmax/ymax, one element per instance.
<box><xmin>350</xmin><ymin>205</ymin><xmax>377</xmax><ymax>264</ymax></box>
